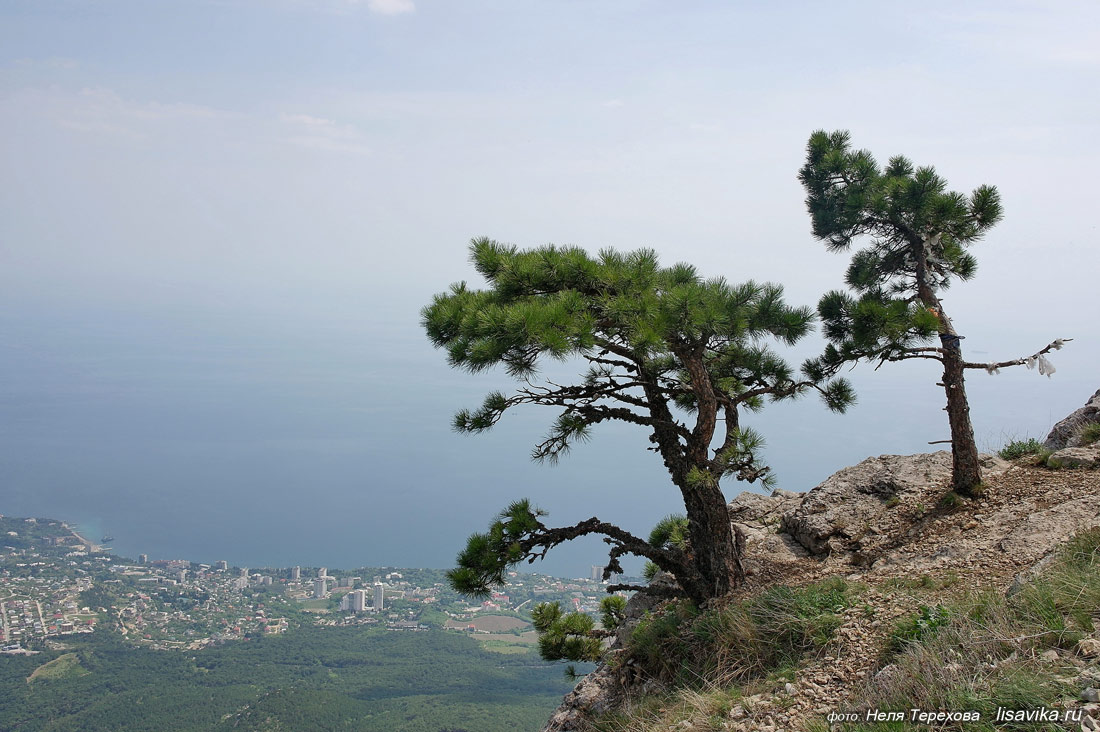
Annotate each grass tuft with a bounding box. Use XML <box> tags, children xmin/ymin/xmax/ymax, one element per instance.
<box><xmin>1079</xmin><ymin>422</ymin><xmax>1100</xmax><ymax>445</ymax></box>
<box><xmin>823</xmin><ymin>528</ymin><xmax>1100</xmax><ymax>731</ymax></box>
<box><xmin>625</xmin><ymin>577</ymin><xmax>855</xmax><ymax>689</ymax></box>
<box><xmin>997</xmin><ymin>438</ymin><xmax>1044</xmax><ymax>460</ymax></box>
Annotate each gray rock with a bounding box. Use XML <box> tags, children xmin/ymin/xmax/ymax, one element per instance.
<box><xmin>780</xmin><ymin>453</ymin><xmax>955</xmax><ymax>555</ymax></box>
<box><xmin>1078</xmin><ymin>639</ymin><xmax>1100</xmax><ymax>658</ymax></box>
<box><xmin>728</xmin><ymin>488</ymin><xmax>809</xmax><ymax>566</ymax></box>
<box><xmin>873</xmin><ymin>663</ymin><xmax>901</xmax><ymax>690</ymax></box>
<box><xmin>1044</xmin><ymin>389</ymin><xmax>1100</xmax><ymax>450</ymax></box>
<box><xmin>1047</xmin><ymin>445</ymin><xmax>1100</xmax><ymax>469</ymax></box>
<box><xmin>540</xmin><ymin>661</ymin><xmax>624</xmax><ymax>731</ymax></box>
<box><xmin>999</xmin><ymin>496</ymin><xmax>1100</xmax><ymax>562</ymax></box>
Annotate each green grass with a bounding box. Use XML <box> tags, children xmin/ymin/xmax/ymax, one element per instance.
<box><xmin>997</xmin><ymin>437</ymin><xmax>1045</xmax><ymax>460</ymax></box>
<box><xmin>624</xmin><ymin>577</ymin><xmax>855</xmax><ymax>688</ymax></box>
<box><xmin>26</xmin><ymin>653</ymin><xmax>89</xmax><ymax>683</ymax></box>
<box><xmin>883</xmin><ymin>605</ymin><xmax>951</xmax><ymax>657</ymax></box>
<box><xmin>477</xmin><ymin>639</ymin><xmax>531</xmax><ymax>655</ymax></box>
<box><xmin>1078</xmin><ymin>422</ymin><xmax>1100</xmax><ymax>445</ymax></box>
<box><xmin>823</xmin><ymin>527</ymin><xmax>1100</xmax><ymax>731</ymax></box>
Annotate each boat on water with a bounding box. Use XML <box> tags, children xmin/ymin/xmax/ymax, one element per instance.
<box><xmin>101</xmin><ymin>535</ymin><xmax>114</xmax><ymax>543</ymax></box>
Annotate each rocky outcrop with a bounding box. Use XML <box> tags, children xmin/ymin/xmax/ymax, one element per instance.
<box><xmin>1047</xmin><ymin>444</ymin><xmax>1100</xmax><ymax>469</ymax></box>
<box><xmin>539</xmin><ymin>393</ymin><xmax>1100</xmax><ymax>731</ymax></box>
<box><xmin>1044</xmin><ymin>388</ymin><xmax>1100</xmax><ymax>450</ymax></box>
<box><xmin>540</xmin><ymin>662</ymin><xmax>625</xmax><ymax>731</ymax></box>
<box><xmin>782</xmin><ymin>453</ymin><xmax>938</xmax><ymax>555</ymax></box>
<box><xmin>727</xmin><ymin>487</ymin><xmax>809</xmax><ymax>570</ymax></box>
<box><xmin>780</xmin><ymin>452</ymin><xmax>1011</xmax><ymax>557</ymax></box>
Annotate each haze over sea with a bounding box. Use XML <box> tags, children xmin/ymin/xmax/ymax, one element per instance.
<box><xmin>1</xmin><ymin>2</ymin><xmax>1096</xmax><ymax>578</ymax></box>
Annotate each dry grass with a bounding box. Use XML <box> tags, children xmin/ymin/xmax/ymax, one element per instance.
<box><xmin>623</xmin><ymin>577</ymin><xmax>853</xmax><ymax>689</ymax></box>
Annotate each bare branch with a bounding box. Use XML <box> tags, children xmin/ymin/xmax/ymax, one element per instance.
<box><xmin>519</xmin><ymin>516</ymin><xmax>691</xmax><ymax>581</ymax></box>
<box><xmin>607</xmin><ymin>582</ymin><xmax>680</xmax><ymax>597</ymax></box>
<box><xmin>963</xmin><ymin>338</ymin><xmax>1073</xmax><ymax>372</ymax></box>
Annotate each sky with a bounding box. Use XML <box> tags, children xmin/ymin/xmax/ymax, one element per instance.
<box><xmin>0</xmin><ymin>0</ymin><xmax>1096</xmax><ymax>577</ymax></box>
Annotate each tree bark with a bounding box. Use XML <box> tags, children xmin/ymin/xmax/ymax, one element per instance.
<box><xmin>941</xmin><ymin>339</ymin><xmax>983</xmax><ymax>494</ymax></box>
<box><xmin>684</xmin><ymin>484</ymin><xmax>743</xmax><ymax>601</ymax></box>
<box><xmin>677</xmin><ymin>348</ymin><xmax>745</xmax><ymax>602</ymax></box>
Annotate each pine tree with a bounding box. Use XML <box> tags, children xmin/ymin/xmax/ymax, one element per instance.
<box><xmin>423</xmin><ymin>238</ymin><xmax>853</xmax><ymax>604</ymax></box>
<box><xmin>799</xmin><ymin>130</ymin><xmax>1070</xmax><ymax>495</ymax></box>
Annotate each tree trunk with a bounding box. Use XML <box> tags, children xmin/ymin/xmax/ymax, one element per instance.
<box><xmin>667</xmin><ymin>349</ymin><xmax>746</xmax><ymax>604</ymax></box>
<box><xmin>941</xmin><ymin>342</ymin><xmax>983</xmax><ymax>494</ymax></box>
<box><xmin>683</xmin><ymin>484</ymin><xmax>743</xmax><ymax>603</ymax></box>
<box><xmin>914</xmin><ymin>235</ymin><xmax>983</xmax><ymax>495</ymax></box>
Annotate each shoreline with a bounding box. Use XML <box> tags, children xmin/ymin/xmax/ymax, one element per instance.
<box><xmin>65</xmin><ymin>523</ymin><xmax>100</xmax><ymax>553</ymax></box>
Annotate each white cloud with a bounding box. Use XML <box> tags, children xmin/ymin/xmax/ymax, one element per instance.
<box><xmin>365</xmin><ymin>0</ymin><xmax>414</xmax><ymax>15</ymax></box>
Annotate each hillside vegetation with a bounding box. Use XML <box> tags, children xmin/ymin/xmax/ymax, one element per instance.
<box><xmin>1</xmin><ymin>625</ymin><xmax>576</xmax><ymax>731</ymax></box>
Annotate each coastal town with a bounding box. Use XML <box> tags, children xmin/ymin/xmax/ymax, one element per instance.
<box><xmin>0</xmin><ymin>514</ymin><xmax>627</xmax><ymax>655</ymax></box>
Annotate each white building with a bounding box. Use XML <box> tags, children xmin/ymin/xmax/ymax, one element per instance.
<box><xmin>313</xmin><ymin>578</ymin><xmax>328</xmax><ymax>599</ymax></box>
<box><xmin>372</xmin><ymin>582</ymin><xmax>384</xmax><ymax>611</ymax></box>
<box><xmin>340</xmin><ymin>589</ymin><xmax>368</xmax><ymax>612</ymax></box>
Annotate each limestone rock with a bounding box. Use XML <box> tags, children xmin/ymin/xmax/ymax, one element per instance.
<box><xmin>998</xmin><ymin>496</ymin><xmax>1100</xmax><ymax>562</ymax></box>
<box><xmin>1078</xmin><ymin>639</ymin><xmax>1100</xmax><ymax>658</ymax></box>
<box><xmin>1044</xmin><ymin>389</ymin><xmax>1100</xmax><ymax>450</ymax></box>
<box><xmin>780</xmin><ymin>453</ymin><xmax>955</xmax><ymax>555</ymax></box>
<box><xmin>1047</xmin><ymin>445</ymin><xmax>1100</xmax><ymax>469</ymax></box>
<box><xmin>540</xmin><ymin>661</ymin><xmax>623</xmax><ymax>731</ymax></box>
<box><xmin>727</xmin><ymin>488</ymin><xmax>809</xmax><ymax>566</ymax></box>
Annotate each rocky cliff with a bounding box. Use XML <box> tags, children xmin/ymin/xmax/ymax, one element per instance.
<box><xmin>540</xmin><ymin>389</ymin><xmax>1100</xmax><ymax>732</ymax></box>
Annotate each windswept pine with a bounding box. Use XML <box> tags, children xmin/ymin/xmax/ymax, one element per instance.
<box><xmin>799</xmin><ymin>130</ymin><xmax>1070</xmax><ymax>495</ymax></box>
<box><xmin>422</xmin><ymin>239</ymin><xmax>853</xmax><ymax>605</ymax></box>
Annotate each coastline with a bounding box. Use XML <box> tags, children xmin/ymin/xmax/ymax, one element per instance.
<box><xmin>65</xmin><ymin>523</ymin><xmax>100</xmax><ymax>553</ymax></box>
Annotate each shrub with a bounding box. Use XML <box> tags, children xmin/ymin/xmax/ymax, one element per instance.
<box><xmin>885</xmin><ymin>605</ymin><xmax>952</xmax><ymax>656</ymax></box>
<box><xmin>997</xmin><ymin>438</ymin><xmax>1044</xmax><ymax>460</ymax></box>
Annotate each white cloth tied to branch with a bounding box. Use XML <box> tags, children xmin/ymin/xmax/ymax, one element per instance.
<box><xmin>1027</xmin><ymin>355</ymin><xmax>1057</xmax><ymax>378</ymax></box>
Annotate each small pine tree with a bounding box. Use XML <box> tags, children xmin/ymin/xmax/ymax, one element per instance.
<box><xmin>423</xmin><ymin>239</ymin><xmax>853</xmax><ymax>604</ymax></box>
<box><xmin>799</xmin><ymin>130</ymin><xmax>1070</xmax><ymax>494</ymax></box>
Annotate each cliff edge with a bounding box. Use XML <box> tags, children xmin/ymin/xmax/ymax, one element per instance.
<box><xmin>540</xmin><ymin>391</ymin><xmax>1100</xmax><ymax>732</ymax></box>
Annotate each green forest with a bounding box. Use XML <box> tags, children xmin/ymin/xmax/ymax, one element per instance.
<box><xmin>0</xmin><ymin>626</ymin><xmax>579</xmax><ymax>731</ymax></box>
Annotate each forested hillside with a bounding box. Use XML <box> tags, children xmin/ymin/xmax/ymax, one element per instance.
<box><xmin>1</xmin><ymin>625</ymin><xmax>577</xmax><ymax>731</ymax></box>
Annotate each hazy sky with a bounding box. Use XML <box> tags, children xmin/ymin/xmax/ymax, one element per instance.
<box><xmin>1</xmin><ymin>1</ymin><xmax>1096</xmax><ymax>576</ymax></box>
